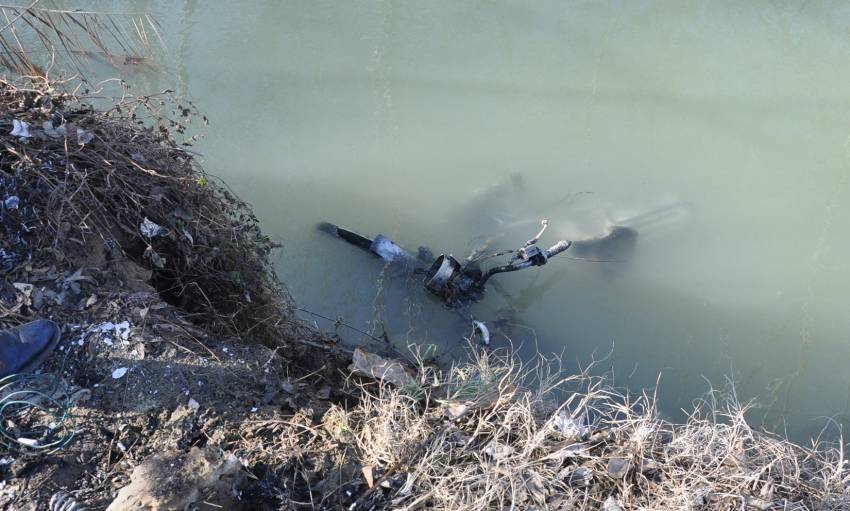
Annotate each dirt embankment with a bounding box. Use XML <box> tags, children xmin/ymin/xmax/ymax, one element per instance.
<box><xmin>1</xmin><ymin>78</ymin><xmax>848</xmax><ymax>511</ymax></box>
<box><xmin>0</xmin><ymin>78</ymin><xmax>353</xmax><ymax>510</ymax></box>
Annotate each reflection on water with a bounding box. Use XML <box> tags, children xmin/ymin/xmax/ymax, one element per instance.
<box><xmin>106</xmin><ymin>0</ymin><xmax>850</xmax><ymax>440</ymax></box>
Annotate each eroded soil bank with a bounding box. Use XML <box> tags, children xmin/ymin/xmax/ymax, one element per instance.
<box><xmin>0</xmin><ymin>78</ymin><xmax>354</xmax><ymax>509</ymax></box>
<box><xmin>1</xmin><ymin>79</ymin><xmax>848</xmax><ymax>511</ymax></box>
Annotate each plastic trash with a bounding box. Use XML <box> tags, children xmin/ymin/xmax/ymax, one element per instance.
<box><xmin>76</xmin><ymin>128</ymin><xmax>94</xmax><ymax>145</ymax></box>
<box><xmin>140</xmin><ymin>217</ymin><xmax>167</xmax><ymax>238</ymax></box>
<box><xmin>10</xmin><ymin>119</ymin><xmax>32</xmax><ymax>138</ymax></box>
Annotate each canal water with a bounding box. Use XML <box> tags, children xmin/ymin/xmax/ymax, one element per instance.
<box><xmin>89</xmin><ymin>1</ymin><xmax>850</xmax><ymax>440</ymax></box>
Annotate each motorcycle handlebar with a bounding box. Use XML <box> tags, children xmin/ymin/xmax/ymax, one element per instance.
<box><xmin>545</xmin><ymin>240</ymin><xmax>572</xmax><ymax>258</ymax></box>
<box><xmin>479</xmin><ymin>239</ymin><xmax>574</xmax><ymax>286</ymax></box>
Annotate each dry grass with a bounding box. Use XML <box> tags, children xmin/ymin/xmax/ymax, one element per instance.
<box><xmin>0</xmin><ymin>2</ymin><xmax>161</xmax><ymax>78</ymax></box>
<box><xmin>283</xmin><ymin>346</ymin><xmax>850</xmax><ymax>510</ymax></box>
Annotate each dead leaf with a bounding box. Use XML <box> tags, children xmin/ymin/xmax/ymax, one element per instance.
<box><xmin>523</xmin><ymin>470</ymin><xmax>547</xmax><ymax>504</ymax></box>
<box><xmin>362</xmin><ymin>465</ymin><xmax>374</xmax><ymax>488</ymax></box>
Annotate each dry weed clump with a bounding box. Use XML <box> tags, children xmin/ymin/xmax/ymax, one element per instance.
<box><xmin>311</xmin><ymin>348</ymin><xmax>850</xmax><ymax>510</ymax></box>
<box><xmin>0</xmin><ymin>76</ymin><xmax>292</xmax><ymax>341</ymax></box>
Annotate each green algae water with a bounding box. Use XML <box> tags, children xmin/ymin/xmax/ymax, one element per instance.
<box><xmin>97</xmin><ymin>0</ymin><xmax>850</xmax><ymax>440</ymax></box>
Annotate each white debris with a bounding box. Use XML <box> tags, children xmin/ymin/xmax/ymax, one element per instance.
<box><xmin>10</xmin><ymin>119</ymin><xmax>31</xmax><ymax>138</ymax></box>
<box><xmin>16</xmin><ymin>438</ymin><xmax>39</xmax><ymax>447</ymax></box>
<box><xmin>4</xmin><ymin>196</ymin><xmax>19</xmax><ymax>210</ymax></box>
<box><xmin>188</xmin><ymin>398</ymin><xmax>200</xmax><ymax>410</ymax></box>
<box><xmin>603</xmin><ymin>496</ymin><xmax>624</xmax><ymax>511</ymax></box>
<box><xmin>484</xmin><ymin>440</ymin><xmax>514</xmax><ymax>460</ymax></box>
<box><xmin>93</xmin><ymin>321</ymin><xmax>132</xmax><ymax>345</ymax></box>
<box><xmin>250</xmin><ymin>407</ymin><xmax>258</xmax><ymax>413</ymax></box>
<box><xmin>472</xmin><ymin>320</ymin><xmax>490</xmax><ymax>345</ymax></box>
<box><xmin>140</xmin><ymin>217</ymin><xmax>167</xmax><ymax>238</ymax></box>
<box><xmin>630</xmin><ymin>425</ymin><xmax>654</xmax><ymax>444</ymax></box>
<box><xmin>12</xmin><ymin>282</ymin><xmax>32</xmax><ymax>297</ymax></box>
<box><xmin>76</xmin><ymin>127</ymin><xmax>94</xmax><ymax>144</ymax></box>
<box><xmin>115</xmin><ymin>321</ymin><xmax>131</xmax><ymax>341</ymax></box>
<box><xmin>181</xmin><ymin>226</ymin><xmax>194</xmax><ymax>244</ymax></box>
<box><xmin>96</xmin><ymin>322</ymin><xmax>116</xmax><ymax>332</ymax></box>
<box><xmin>553</xmin><ymin>411</ymin><xmax>591</xmax><ymax>439</ymax></box>
<box><xmin>112</xmin><ymin>367</ymin><xmax>129</xmax><ymax>379</ymax></box>
<box><xmin>42</xmin><ymin>120</ymin><xmax>66</xmax><ymax>138</ymax></box>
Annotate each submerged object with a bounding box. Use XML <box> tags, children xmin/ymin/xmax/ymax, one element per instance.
<box><xmin>317</xmin><ymin>222</ymin><xmax>418</xmax><ymax>264</ymax></box>
<box><xmin>370</xmin><ymin>234</ymin><xmax>415</xmax><ymax>263</ymax></box>
<box><xmin>569</xmin><ymin>225</ymin><xmax>637</xmax><ymax>262</ymax></box>
<box><xmin>319</xmin><ymin>220</ymin><xmax>638</xmax><ymax>306</ymax></box>
<box><xmin>318</xmin><ymin>217</ymin><xmax>639</xmax><ymax>346</ymax></box>
<box><xmin>317</xmin><ymin>222</ymin><xmax>373</xmax><ymax>252</ymax></box>
<box><xmin>0</xmin><ymin>319</ymin><xmax>62</xmax><ymax>377</ymax></box>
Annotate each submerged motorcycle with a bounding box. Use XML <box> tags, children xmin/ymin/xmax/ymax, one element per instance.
<box><xmin>317</xmin><ymin>217</ymin><xmax>638</xmax><ymax>344</ymax></box>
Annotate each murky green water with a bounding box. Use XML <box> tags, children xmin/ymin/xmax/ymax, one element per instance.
<box><xmin>92</xmin><ymin>1</ymin><xmax>850</xmax><ymax>440</ymax></box>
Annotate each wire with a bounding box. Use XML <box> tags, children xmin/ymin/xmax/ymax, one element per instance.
<box><xmin>0</xmin><ymin>348</ymin><xmax>77</xmax><ymax>454</ymax></box>
<box><xmin>294</xmin><ymin>306</ymin><xmax>386</xmax><ymax>344</ymax></box>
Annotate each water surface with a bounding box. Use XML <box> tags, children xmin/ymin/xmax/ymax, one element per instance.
<box><xmin>95</xmin><ymin>0</ymin><xmax>850</xmax><ymax>440</ymax></box>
